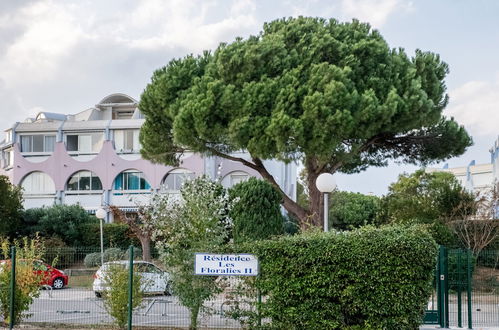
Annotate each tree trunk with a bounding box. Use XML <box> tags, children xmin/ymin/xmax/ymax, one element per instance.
<box><xmin>190</xmin><ymin>304</ymin><xmax>200</xmax><ymax>330</ymax></box>
<box><xmin>306</xmin><ymin>171</ymin><xmax>323</xmax><ymax>229</ymax></box>
<box><xmin>139</xmin><ymin>236</ymin><xmax>151</xmax><ymax>262</ymax></box>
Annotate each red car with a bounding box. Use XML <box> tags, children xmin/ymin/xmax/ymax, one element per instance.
<box><xmin>0</xmin><ymin>260</ymin><xmax>69</xmax><ymax>289</ymax></box>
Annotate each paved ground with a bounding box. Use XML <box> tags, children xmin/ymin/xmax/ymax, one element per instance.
<box><xmin>22</xmin><ymin>287</ymin><xmax>242</xmax><ymax>329</ymax></box>
<box><xmin>11</xmin><ymin>288</ymin><xmax>499</xmax><ymax>329</ymax></box>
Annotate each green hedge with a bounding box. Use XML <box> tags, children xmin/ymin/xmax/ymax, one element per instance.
<box><xmin>247</xmin><ymin>225</ymin><xmax>437</xmax><ymax>329</ymax></box>
<box><xmin>80</xmin><ymin>223</ymin><xmax>139</xmax><ymax>249</ymax></box>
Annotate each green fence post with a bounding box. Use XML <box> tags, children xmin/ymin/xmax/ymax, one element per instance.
<box><xmin>467</xmin><ymin>249</ymin><xmax>472</xmax><ymax>329</ymax></box>
<box><xmin>438</xmin><ymin>246</ymin><xmax>446</xmax><ymax>328</ymax></box>
<box><xmin>444</xmin><ymin>247</ymin><xmax>449</xmax><ymax>328</ymax></box>
<box><xmin>9</xmin><ymin>246</ymin><xmax>16</xmax><ymax>330</ymax></box>
<box><xmin>128</xmin><ymin>245</ymin><xmax>134</xmax><ymax>330</ymax></box>
<box><xmin>458</xmin><ymin>251</ymin><xmax>462</xmax><ymax>327</ymax></box>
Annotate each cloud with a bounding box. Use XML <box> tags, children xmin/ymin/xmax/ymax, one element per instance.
<box><xmin>339</xmin><ymin>0</ymin><xmax>413</xmax><ymax>27</ymax></box>
<box><xmin>446</xmin><ymin>76</ymin><xmax>499</xmax><ymax>137</ymax></box>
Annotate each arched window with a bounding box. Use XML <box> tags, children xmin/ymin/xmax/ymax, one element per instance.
<box><xmin>162</xmin><ymin>169</ymin><xmax>195</xmax><ymax>192</ymax></box>
<box><xmin>114</xmin><ymin>170</ymin><xmax>150</xmax><ymax>191</ymax></box>
<box><xmin>222</xmin><ymin>171</ymin><xmax>250</xmax><ymax>188</ymax></box>
<box><xmin>20</xmin><ymin>172</ymin><xmax>55</xmax><ymax>195</ymax></box>
<box><xmin>66</xmin><ymin>171</ymin><xmax>102</xmax><ymax>191</ymax></box>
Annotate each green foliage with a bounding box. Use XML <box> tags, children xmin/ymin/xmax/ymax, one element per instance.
<box><xmin>41</xmin><ymin>236</ymin><xmax>77</xmax><ymax>268</ymax></box>
<box><xmin>80</xmin><ymin>223</ymin><xmax>139</xmax><ymax>249</ymax></box>
<box><xmin>330</xmin><ymin>191</ymin><xmax>381</xmax><ymax>230</ymax></box>
<box><xmin>229</xmin><ymin>178</ymin><xmax>284</xmax><ymax>243</ymax></box>
<box><xmin>84</xmin><ymin>248</ymin><xmax>126</xmax><ymax>267</ymax></box>
<box><xmin>21</xmin><ymin>204</ymin><xmax>98</xmax><ymax>246</ymax></box>
<box><xmin>139</xmin><ymin>16</ymin><xmax>471</xmax><ymax>227</ymax></box>
<box><xmin>101</xmin><ymin>264</ymin><xmax>143</xmax><ymax>329</ymax></box>
<box><xmin>0</xmin><ymin>237</ymin><xmax>44</xmax><ymax>325</ymax></box>
<box><xmin>240</xmin><ymin>225</ymin><xmax>437</xmax><ymax>329</ymax></box>
<box><xmin>382</xmin><ymin>169</ymin><xmax>474</xmax><ymax>245</ymax></box>
<box><xmin>84</xmin><ymin>253</ymin><xmax>101</xmax><ymax>268</ymax></box>
<box><xmin>384</xmin><ymin>169</ymin><xmax>474</xmax><ymax>223</ymax></box>
<box><xmin>153</xmin><ymin>176</ymin><xmax>232</xmax><ymax>329</ymax></box>
<box><xmin>0</xmin><ymin>175</ymin><xmax>23</xmax><ymax>237</ymax></box>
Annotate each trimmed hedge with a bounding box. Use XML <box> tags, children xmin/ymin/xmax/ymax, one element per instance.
<box><xmin>248</xmin><ymin>225</ymin><xmax>437</xmax><ymax>329</ymax></box>
<box><xmin>80</xmin><ymin>223</ymin><xmax>139</xmax><ymax>249</ymax></box>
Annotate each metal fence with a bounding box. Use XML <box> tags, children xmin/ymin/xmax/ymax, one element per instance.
<box><xmin>2</xmin><ymin>246</ymin><xmax>252</xmax><ymax>329</ymax></box>
<box><xmin>424</xmin><ymin>247</ymin><xmax>499</xmax><ymax>329</ymax></box>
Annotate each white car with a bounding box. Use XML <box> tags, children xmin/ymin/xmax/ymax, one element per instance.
<box><xmin>93</xmin><ymin>261</ymin><xmax>171</xmax><ymax>298</ymax></box>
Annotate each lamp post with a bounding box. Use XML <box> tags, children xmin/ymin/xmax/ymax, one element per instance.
<box><xmin>316</xmin><ymin>173</ymin><xmax>336</xmax><ymax>232</ymax></box>
<box><xmin>95</xmin><ymin>208</ymin><xmax>107</xmax><ymax>266</ymax></box>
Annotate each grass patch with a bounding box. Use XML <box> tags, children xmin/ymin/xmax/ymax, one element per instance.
<box><xmin>69</xmin><ymin>274</ymin><xmax>94</xmax><ymax>288</ymax></box>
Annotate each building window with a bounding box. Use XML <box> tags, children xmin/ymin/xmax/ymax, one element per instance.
<box><xmin>65</xmin><ymin>133</ymin><xmax>103</xmax><ymax>153</ymax></box>
<box><xmin>114</xmin><ymin>130</ymin><xmax>140</xmax><ymax>152</ymax></box>
<box><xmin>112</xmin><ymin>109</ymin><xmax>134</xmax><ymax>120</ymax></box>
<box><xmin>5</xmin><ymin>130</ymin><xmax>12</xmax><ymax>143</ymax></box>
<box><xmin>20</xmin><ymin>135</ymin><xmax>56</xmax><ymax>153</ymax></box>
<box><xmin>67</xmin><ymin>171</ymin><xmax>102</xmax><ymax>191</ymax></box>
<box><xmin>114</xmin><ymin>170</ymin><xmax>150</xmax><ymax>191</ymax></box>
<box><xmin>221</xmin><ymin>171</ymin><xmax>250</xmax><ymax>188</ymax></box>
<box><xmin>5</xmin><ymin>150</ymin><xmax>13</xmax><ymax>167</ymax></box>
<box><xmin>20</xmin><ymin>172</ymin><xmax>55</xmax><ymax>195</ymax></box>
<box><xmin>163</xmin><ymin>170</ymin><xmax>195</xmax><ymax>191</ymax></box>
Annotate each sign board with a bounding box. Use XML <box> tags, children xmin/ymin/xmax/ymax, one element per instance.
<box><xmin>194</xmin><ymin>253</ymin><xmax>258</xmax><ymax>276</ymax></box>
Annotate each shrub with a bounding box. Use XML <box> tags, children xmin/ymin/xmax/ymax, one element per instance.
<box><xmin>229</xmin><ymin>178</ymin><xmax>284</xmax><ymax>244</ymax></box>
<box><xmin>0</xmin><ymin>237</ymin><xmax>45</xmax><ymax>325</ymax></box>
<box><xmin>124</xmin><ymin>248</ymin><xmax>142</xmax><ymax>260</ymax></box>
<box><xmin>241</xmin><ymin>225</ymin><xmax>437</xmax><ymax>329</ymax></box>
<box><xmin>41</xmin><ymin>236</ymin><xmax>78</xmax><ymax>268</ymax></box>
<box><xmin>101</xmin><ymin>264</ymin><xmax>143</xmax><ymax>329</ymax></box>
<box><xmin>20</xmin><ymin>205</ymin><xmax>97</xmax><ymax>246</ymax></box>
<box><xmin>80</xmin><ymin>223</ymin><xmax>139</xmax><ymax>249</ymax></box>
<box><xmin>103</xmin><ymin>248</ymin><xmax>123</xmax><ymax>262</ymax></box>
<box><xmin>329</xmin><ymin>191</ymin><xmax>381</xmax><ymax>230</ymax></box>
<box><xmin>84</xmin><ymin>253</ymin><xmax>102</xmax><ymax>268</ymax></box>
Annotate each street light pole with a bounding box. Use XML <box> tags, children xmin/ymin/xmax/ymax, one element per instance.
<box><xmin>95</xmin><ymin>208</ymin><xmax>107</xmax><ymax>266</ymax></box>
<box><xmin>315</xmin><ymin>173</ymin><xmax>336</xmax><ymax>232</ymax></box>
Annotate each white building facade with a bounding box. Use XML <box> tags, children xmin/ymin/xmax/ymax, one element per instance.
<box><xmin>0</xmin><ymin>93</ymin><xmax>297</xmax><ymax>222</ymax></box>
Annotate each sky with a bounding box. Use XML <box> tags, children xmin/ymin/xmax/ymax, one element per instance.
<box><xmin>1</xmin><ymin>0</ymin><xmax>498</xmax><ymax>195</ymax></box>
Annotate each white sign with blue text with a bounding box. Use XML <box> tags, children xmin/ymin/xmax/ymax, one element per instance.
<box><xmin>194</xmin><ymin>253</ymin><xmax>259</xmax><ymax>276</ymax></box>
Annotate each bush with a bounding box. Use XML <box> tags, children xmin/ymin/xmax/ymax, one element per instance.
<box><xmin>242</xmin><ymin>225</ymin><xmax>437</xmax><ymax>329</ymax></box>
<box><xmin>84</xmin><ymin>248</ymin><xmax>126</xmax><ymax>267</ymax></box>
<box><xmin>229</xmin><ymin>178</ymin><xmax>284</xmax><ymax>244</ymax></box>
<box><xmin>21</xmin><ymin>205</ymin><xmax>97</xmax><ymax>246</ymax></box>
<box><xmin>41</xmin><ymin>236</ymin><xmax>78</xmax><ymax>268</ymax></box>
<box><xmin>123</xmin><ymin>248</ymin><xmax>142</xmax><ymax>260</ymax></box>
<box><xmin>0</xmin><ymin>237</ymin><xmax>45</xmax><ymax>325</ymax></box>
<box><xmin>102</xmin><ymin>264</ymin><xmax>143</xmax><ymax>329</ymax></box>
<box><xmin>80</xmin><ymin>223</ymin><xmax>139</xmax><ymax>249</ymax></box>
<box><xmin>84</xmin><ymin>253</ymin><xmax>102</xmax><ymax>268</ymax></box>
<box><xmin>103</xmin><ymin>248</ymin><xmax>123</xmax><ymax>262</ymax></box>
<box><xmin>330</xmin><ymin>191</ymin><xmax>381</xmax><ymax>230</ymax></box>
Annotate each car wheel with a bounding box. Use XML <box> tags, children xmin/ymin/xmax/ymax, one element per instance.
<box><xmin>52</xmin><ymin>277</ymin><xmax>65</xmax><ymax>289</ymax></box>
<box><xmin>95</xmin><ymin>292</ymin><xmax>102</xmax><ymax>298</ymax></box>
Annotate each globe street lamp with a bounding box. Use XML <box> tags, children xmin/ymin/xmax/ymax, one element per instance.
<box><xmin>316</xmin><ymin>173</ymin><xmax>336</xmax><ymax>232</ymax></box>
<box><xmin>95</xmin><ymin>208</ymin><xmax>107</xmax><ymax>266</ymax></box>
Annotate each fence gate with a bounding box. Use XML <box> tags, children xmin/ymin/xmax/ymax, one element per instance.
<box><xmin>424</xmin><ymin>247</ymin><xmax>473</xmax><ymax>328</ymax></box>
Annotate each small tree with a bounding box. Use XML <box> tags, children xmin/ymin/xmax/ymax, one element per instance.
<box><xmin>229</xmin><ymin>178</ymin><xmax>284</xmax><ymax>244</ymax></box>
<box><xmin>109</xmin><ymin>194</ymin><xmax>167</xmax><ymax>261</ymax></box>
<box><xmin>0</xmin><ymin>236</ymin><xmax>45</xmax><ymax>325</ymax></box>
<box><xmin>153</xmin><ymin>176</ymin><xmax>232</xmax><ymax>329</ymax></box>
<box><xmin>101</xmin><ymin>264</ymin><xmax>143</xmax><ymax>330</ymax></box>
<box><xmin>446</xmin><ymin>186</ymin><xmax>499</xmax><ymax>255</ymax></box>
<box><xmin>330</xmin><ymin>191</ymin><xmax>381</xmax><ymax>230</ymax></box>
<box><xmin>0</xmin><ymin>175</ymin><xmax>23</xmax><ymax>237</ymax></box>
